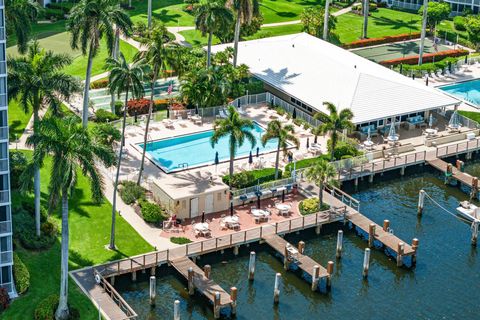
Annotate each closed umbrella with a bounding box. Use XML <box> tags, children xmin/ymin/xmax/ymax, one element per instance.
<box><xmin>214</xmin><ymin>151</ymin><xmax>219</xmax><ymax>172</ymax></box>
<box><xmin>167</xmin><ymin>105</ymin><xmax>170</xmax><ymax>119</ymax></box>
<box><xmin>195</xmin><ymin>105</ymin><xmax>199</xmax><ymax>115</ymax></box>
<box><xmin>306</xmin><ymin>137</ymin><xmax>310</xmax><ymax>149</ymax></box>
<box><xmin>449</xmin><ymin>110</ymin><xmax>460</xmax><ymax>129</ymax></box>
<box><xmin>230</xmin><ymin>201</ymin><xmax>234</xmax><ymax>216</ymax></box>
<box><xmin>426</xmin><ymin>77</ymin><xmax>429</xmax><ymax>86</ymax></box>
<box><xmin>429</xmin><ymin>114</ymin><xmax>433</xmax><ymax>128</ymax></box>
<box><xmin>292</xmin><ymin>108</ymin><xmax>297</xmax><ymax>119</ymax></box>
<box><xmin>256</xmin><ymin>147</ymin><xmax>260</xmax><ymax>157</ymax></box>
<box><xmin>201</xmin><ymin>211</ymin><xmax>205</xmax><ymax>223</ymax></box>
<box><xmin>314</xmin><ymin>135</ymin><xmax>318</xmax><ymax>144</ymax></box>
<box><xmin>249</xmin><ymin>151</ymin><xmax>253</xmax><ymax>166</ymax></box>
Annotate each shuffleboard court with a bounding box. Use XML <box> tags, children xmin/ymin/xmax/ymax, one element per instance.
<box><xmin>352</xmin><ymin>38</ymin><xmax>450</xmax><ymax>63</ymax></box>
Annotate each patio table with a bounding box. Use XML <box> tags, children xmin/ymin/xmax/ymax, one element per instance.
<box><xmin>425</xmin><ymin>128</ymin><xmax>438</xmax><ymax>137</ymax></box>
<box><xmin>194</xmin><ymin>223</ymin><xmax>209</xmax><ymax>232</ymax></box>
<box><xmin>251</xmin><ymin>209</ymin><xmax>269</xmax><ymax>217</ymax></box>
<box><xmin>363</xmin><ymin>140</ymin><xmax>375</xmax><ymax>150</ymax></box>
<box><xmin>224</xmin><ymin>216</ymin><xmax>239</xmax><ymax>224</ymax></box>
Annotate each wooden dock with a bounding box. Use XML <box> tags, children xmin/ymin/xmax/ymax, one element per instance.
<box><xmin>427</xmin><ymin>158</ymin><xmax>475</xmax><ymax>186</ymax></box>
<box><xmin>262</xmin><ymin>234</ymin><xmax>329</xmax><ymax>279</ymax></box>
<box><xmin>170</xmin><ymin>256</ymin><xmax>232</xmax><ymax>308</ymax></box>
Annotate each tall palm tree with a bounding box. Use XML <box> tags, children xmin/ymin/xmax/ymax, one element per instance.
<box><xmin>195</xmin><ymin>0</ymin><xmax>233</xmax><ymax>67</ymax></box>
<box><xmin>305</xmin><ymin>160</ymin><xmax>338</xmax><ymax>209</ymax></box>
<box><xmin>5</xmin><ymin>0</ymin><xmax>41</xmax><ymax>54</ymax></box>
<box><xmin>314</xmin><ymin>102</ymin><xmax>354</xmax><ymax>161</ymax></box>
<box><xmin>21</xmin><ymin>116</ymin><xmax>115</xmax><ymax>320</ymax></box>
<box><xmin>68</xmin><ymin>0</ymin><xmax>132</xmax><ymax>128</ymax></box>
<box><xmin>8</xmin><ymin>41</ymin><xmax>81</xmax><ymax>237</ymax></box>
<box><xmin>106</xmin><ymin>52</ymin><xmax>148</xmax><ymax>249</ymax></box>
<box><xmin>261</xmin><ymin>120</ymin><xmax>299</xmax><ymax>180</ymax></box>
<box><xmin>210</xmin><ymin>105</ymin><xmax>256</xmax><ymax>185</ymax></box>
<box><xmin>226</xmin><ymin>0</ymin><xmax>254</xmax><ymax>67</ymax></box>
<box><xmin>135</xmin><ymin>26</ymin><xmax>176</xmax><ymax>186</ymax></box>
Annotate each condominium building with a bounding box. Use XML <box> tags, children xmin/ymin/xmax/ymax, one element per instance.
<box><xmin>387</xmin><ymin>0</ymin><xmax>480</xmax><ymax>15</ymax></box>
<box><xmin>0</xmin><ymin>0</ymin><xmax>15</xmax><ymax>297</ymax></box>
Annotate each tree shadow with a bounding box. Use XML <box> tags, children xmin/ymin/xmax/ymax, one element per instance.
<box><xmin>152</xmin><ymin>9</ymin><xmax>182</xmax><ymax>24</ymax></box>
<box><xmin>258</xmin><ymin>68</ymin><xmax>301</xmax><ymax>86</ymax></box>
<box><xmin>69</xmin><ymin>249</ymin><xmax>94</xmax><ymax>268</ymax></box>
<box><xmin>372</xmin><ymin>16</ymin><xmax>419</xmax><ymax>31</ymax></box>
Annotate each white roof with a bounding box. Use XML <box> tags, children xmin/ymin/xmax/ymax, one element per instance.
<box><xmin>210</xmin><ymin>33</ymin><xmax>459</xmax><ymax>124</ymax></box>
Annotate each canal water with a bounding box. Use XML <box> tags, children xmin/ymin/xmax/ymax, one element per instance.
<box><xmin>115</xmin><ymin>162</ymin><xmax>480</xmax><ymax>319</ymax></box>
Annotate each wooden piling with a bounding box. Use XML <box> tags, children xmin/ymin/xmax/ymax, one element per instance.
<box><xmin>213</xmin><ymin>291</ymin><xmax>221</xmax><ymax>319</ymax></box>
<box><xmin>230</xmin><ymin>287</ymin><xmax>237</xmax><ymax>315</ymax></box>
<box><xmin>336</xmin><ymin>230</ymin><xmax>343</xmax><ymax>259</ymax></box>
<box><xmin>151</xmin><ymin>266</ymin><xmax>156</xmax><ymax>276</ymax></box>
<box><xmin>204</xmin><ymin>265</ymin><xmax>211</xmax><ymax>280</ymax></box>
<box><xmin>326</xmin><ymin>261</ymin><xmax>334</xmax><ymax>291</ymax></box>
<box><xmin>368</xmin><ymin>223</ymin><xmax>376</xmax><ymax>248</ymax></box>
<box><xmin>315</xmin><ymin>224</ymin><xmax>322</xmax><ymax>235</ymax></box>
<box><xmin>248</xmin><ymin>251</ymin><xmax>256</xmax><ymax>281</ymax></box>
<box><xmin>311</xmin><ymin>265</ymin><xmax>320</xmax><ymax>291</ymax></box>
<box><xmin>109</xmin><ymin>276</ymin><xmax>115</xmax><ymax>286</ymax></box>
<box><xmin>233</xmin><ymin>245</ymin><xmax>239</xmax><ymax>256</ymax></box>
<box><xmin>400</xmin><ymin>166</ymin><xmax>405</xmax><ymax>176</ymax></box>
<box><xmin>132</xmin><ymin>271</ymin><xmax>137</xmax><ymax>282</ymax></box>
<box><xmin>418</xmin><ymin>189</ymin><xmax>425</xmax><ymax>215</ymax></box>
<box><xmin>412</xmin><ymin>238</ymin><xmax>419</xmax><ymax>266</ymax></box>
<box><xmin>298</xmin><ymin>241</ymin><xmax>305</xmax><ymax>255</ymax></box>
<box><xmin>174</xmin><ymin>300</ymin><xmax>180</xmax><ymax>320</ymax></box>
<box><xmin>149</xmin><ymin>276</ymin><xmax>156</xmax><ymax>307</ymax></box>
<box><xmin>283</xmin><ymin>246</ymin><xmax>290</xmax><ymax>270</ymax></box>
<box><xmin>187</xmin><ymin>267</ymin><xmax>194</xmax><ymax>295</ymax></box>
<box><xmin>383</xmin><ymin>220</ymin><xmax>390</xmax><ymax>232</ymax></box>
<box><xmin>368</xmin><ymin>174</ymin><xmax>374</xmax><ymax>183</ymax></box>
<box><xmin>362</xmin><ymin>248</ymin><xmax>371</xmax><ymax>278</ymax></box>
<box><xmin>471</xmin><ymin>220</ymin><xmax>479</xmax><ymax>246</ymax></box>
<box><xmin>273</xmin><ymin>273</ymin><xmax>281</xmax><ymax>304</ymax></box>
<box><xmin>396</xmin><ymin>242</ymin><xmax>404</xmax><ymax>267</ymax></box>
<box><xmin>471</xmin><ymin>177</ymin><xmax>478</xmax><ymax>200</ymax></box>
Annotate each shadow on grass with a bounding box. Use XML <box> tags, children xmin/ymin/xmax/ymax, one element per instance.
<box><xmin>372</xmin><ymin>16</ymin><xmax>419</xmax><ymax>31</ymax></box>
<box><xmin>152</xmin><ymin>9</ymin><xmax>183</xmax><ymax>24</ymax></box>
<box><xmin>70</xmin><ymin>249</ymin><xmax>95</xmax><ymax>268</ymax></box>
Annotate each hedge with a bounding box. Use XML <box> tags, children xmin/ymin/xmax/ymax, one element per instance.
<box><xmin>119</xmin><ymin>181</ymin><xmax>146</xmax><ymax>205</ymax></box>
<box><xmin>13</xmin><ymin>253</ymin><xmax>30</xmax><ymax>295</ymax></box>
<box><xmin>139</xmin><ymin>200</ymin><xmax>167</xmax><ymax>224</ymax></box>
<box><xmin>284</xmin><ymin>155</ymin><xmax>330</xmax><ymax>176</ymax></box>
<box><xmin>34</xmin><ymin>294</ymin><xmax>80</xmax><ymax>320</ymax></box>
<box><xmin>222</xmin><ymin>168</ymin><xmax>281</xmax><ymax>189</ymax></box>
<box><xmin>380</xmin><ymin>49</ymin><xmax>470</xmax><ymax>66</ymax></box>
<box><xmin>170</xmin><ymin>237</ymin><xmax>192</xmax><ymax>245</ymax></box>
<box><xmin>127</xmin><ymin>98</ymin><xmax>151</xmax><ymax>116</ymax></box>
<box><xmin>94</xmin><ymin>109</ymin><xmax>119</xmax><ymax>123</ymax></box>
<box><xmin>299</xmin><ymin>198</ymin><xmax>330</xmax><ymax>215</ymax></box>
<box><xmin>343</xmin><ymin>32</ymin><xmax>422</xmax><ymax>49</ymax></box>
<box><xmin>90</xmin><ymin>79</ymin><xmax>109</xmax><ymax>89</ymax></box>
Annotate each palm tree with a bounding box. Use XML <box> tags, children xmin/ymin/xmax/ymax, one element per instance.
<box><xmin>8</xmin><ymin>41</ymin><xmax>81</xmax><ymax>237</ymax></box>
<box><xmin>261</xmin><ymin>120</ymin><xmax>299</xmax><ymax>180</ymax></box>
<box><xmin>195</xmin><ymin>0</ymin><xmax>233</xmax><ymax>67</ymax></box>
<box><xmin>226</xmin><ymin>0</ymin><xmax>254</xmax><ymax>67</ymax></box>
<box><xmin>21</xmin><ymin>116</ymin><xmax>115</xmax><ymax>320</ymax></box>
<box><xmin>106</xmin><ymin>52</ymin><xmax>148</xmax><ymax>249</ymax></box>
<box><xmin>5</xmin><ymin>0</ymin><xmax>41</xmax><ymax>54</ymax></box>
<box><xmin>68</xmin><ymin>0</ymin><xmax>132</xmax><ymax>128</ymax></box>
<box><xmin>305</xmin><ymin>160</ymin><xmax>338</xmax><ymax>209</ymax></box>
<box><xmin>135</xmin><ymin>26</ymin><xmax>176</xmax><ymax>186</ymax></box>
<box><xmin>210</xmin><ymin>105</ymin><xmax>256</xmax><ymax>185</ymax></box>
<box><xmin>314</xmin><ymin>102</ymin><xmax>354</xmax><ymax>161</ymax></box>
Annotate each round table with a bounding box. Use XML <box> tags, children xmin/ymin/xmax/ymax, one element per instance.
<box><xmin>251</xmin><ymin>209</ymin><xmax>268</xmax><ymax>217</ymax></box>
<box><xmin>363</xmin><ymin>140</ymin><xmax>375</xmax><ymax>149</ymax></box>
<box><xmin>223</xmin><ymin>216</ymin><xmax>239</xmax><ymax>224</ymax></box>
<box><xmin>425</xmin><ymin>128</ymin><xmax>438</xmax><ymax>136</ymax></box>
<box><xmin>275</xmin><ymin>204</ymin><xmax>291</xmax><ymax>211</ymax></box>
<box><xmin>194</xmin><ymin>223</ymin><xmax>209</xmax><ymax>232</ymax></box>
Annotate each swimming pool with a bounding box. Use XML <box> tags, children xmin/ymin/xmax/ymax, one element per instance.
<box><xmin>439</xmin><ymin>78</ymin><xmax>480</xmax><ymax>106</ymax></box>
<box><xmin>139</xmin><ymin>122</ymin><xmax>282</xmax><ymax>173</ymax></box>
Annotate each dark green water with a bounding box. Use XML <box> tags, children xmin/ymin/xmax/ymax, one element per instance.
<box><xmin>115</xmin><ymin>163</ymin><xmax>480</xmax><ymax>319</ymax></box>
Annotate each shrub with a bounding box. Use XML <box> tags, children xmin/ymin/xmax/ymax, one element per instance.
<box><xmin>0</xmin><ymin>288</ymin><xmax>10</xmax><ymax>312</ymax></box>
<box><xmin>453</xmin><ymin>16</ymin><xmax>467</xmax><ymax>31</ymax></box>
<box><xmin>14</xmin><ymin>211</ymin><xmax>57</xmax><ymax>250</ymax></box>
<box><xmin>127</xmin><ymin>98</ymin><xmax>151</xmax><ymax>116</ymax></box>
<box><xmin>10</xmin><ymin>151</ymin><xmax>27</xmax><ymax>189</ymax></box>
<box><xmin>380</xmin><ymin>49</ymin><xmax>469</xmax><ymax>66</ymax></box>
<box><xmin>119</xmin><ymin>181</ymin><xmax>146</xmax><ymax>205</ymax></box>
<box><xmin>44</xmin><ymin>8</ymin><xmax>64</xmax><ymax>21</ymax></box>
<box><xmin>327</xmin><ymin>138</ymin><xmax>361</xmax><ymax>160</ymax></box>
<box><xmin>91</xmin><ymin>123</ymin><xmax>121</xmax><ymax>147</ymax></box>
<box><xmin>170</xmin><ymin>237</ymin><xmax>192</xmax><ymax>244</ymax></box>
<box><xmin>222</xmin><ymin>168</ymin><xmax>281</xmax><ymax>189</ymax></box>
<box><xmin>13</xmin><ymin>253</ymin><xmax>30</xmax><ymax>295</ymax></box>
<box><xmin>284</xmin><ymin>154</ymin><xmax>330</xmax><ymax>176</ymax></box>
<box><xmin>274</xmin><ymin>106</ymin><xmax>286</xmax><ymax>116</ymax></box>
<box><xmin>299</xmin><ymin>198</ymin><xmax>330</xmax><ymax>215</ymax></box>
<box><xmin>139</xmin><ymin>200</ymin><xmax>167</xmax><ymax>223</ymax></box>
<box><xmin>89</xmin><ymin>79</ymin><xmax>109</xmax><ymax>89</ymax></box>
<box><xmin>94</xmin><ymin>109</ymin><xmax>119</xmax><ymax>123</ymax></box>
<box><xmin>343</xmin><ymin>32</ymin><xmax>422</xmax><ymax>49</ymax></box>
<box><xmin>34</xmin><ymin>294</ymin><xmax>80</xmax><ymax>320</ymax></box>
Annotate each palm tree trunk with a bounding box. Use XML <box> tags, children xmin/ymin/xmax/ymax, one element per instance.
<box><xmin>274</xmin><ymin>140</ymin><xmax>280</xmax><ymax>180</ymax></box>
<box><xmin>82</xmin><ymin>40</ymin><xmax>95</xmax><ymax>128</ymax></box>
<box><xmin>33</xmin><ymin>106</ymin><xmax>41</xmax><ymax>237</ymax></box>
<box><xmin>207</xmin><ymin>31</ymin><xmax>213</xmax><ymax>68</ymax></box>
<box><xmin>147</xmin><ymin>0</ymin><xmax>152</xmax><ymax>29</ymax></box>
<box><xmin>330</xmin><ymin>131</ymin><xmax>337</xmax><ymax>161</ymax></box>
<box><xmin>323</xmin><ymin>0</ymin><xmax>330</xmax><ymax>40</ymax></box>
<box><xmin>110</xmin><ymin>29</ymin><xmax>120</xmax><ymax>114</ymax></box>
<box><xmin>137</xmin><ymin>69</ymin><xmax>158</xmax><ymax>185</ymax></box>
<box><xmin>110</xmin><ymin>88</ymin><xmax>129</xmax><ymax>249</ymax></box>
<box><xmin>319</xmin><ymin>181</ymin><xmax>324</xmax><ymax>209</ymax></box>
<box><xmin>362</xmin><ymin>0</ymin><xmax>369</xmax><ymax>39</ymax></box>
<box><xmin>55</xmin><ymin>188</ymin><xmax>70</xmax><ymax>320</ymax></box>
<box><xmin>233</xmin><ymin>13</ymin><xmax>241</xmax><ymax>67</ymax></box>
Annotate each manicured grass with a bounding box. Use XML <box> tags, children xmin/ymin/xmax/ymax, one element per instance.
<box><xmin>128</xmin><ymin>0</ymin><xmax>194</xmax><ymax>26</ymax></box>
<box><xmin>259</xmin><ymin>0</ymin><xmax>326</xmax><ymax>24</ymax></box>
<box><xmin>6</xmin><ymin>20</ymin><xmax>67</xmax><ymax>48</ymax></box>
<box><xmin>8</xmin><ymin>99</ymin><xmax>32</xmax><ymax>142</ymax></box>
<box><xmin>335</xmin><ymin>8</ymin><xmax>421</xmax><ymax>44</ymax></box>
<box><xmin>4</xmin><ymin>150</ymin><xmax>153</xmax><ymax>319</ymax></box>
<box><xmin>458</xmin><ymin>111</ymin><xmax>480</xmax><ymax>124</ymax></box>
<box><xmin>437</xmin><ymin>19</ymin><xmax>469</xmax><ymax>43</ymax></box>
<box><xmin>7</xmin><ymin>31</ymin><xmax>82</xmax><ymax>59</ymax></box>
<box><xmin>179</xmin><ymin>29</ymin><xmax>220</xmax><ymax>47</ymax></box>
<box><xmin>244</xmin><ymin>23</ymin><xmax>304</xmax><ymax>41</ymax></box>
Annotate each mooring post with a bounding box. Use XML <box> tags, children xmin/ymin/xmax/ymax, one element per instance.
<box><xmin>311</xmin><ymin>265</ymin><xmax>320</xmax><ymax>291</ymax></box>
<box><xmin>412</xmin><ymin>238</ymin><xmax>419</xmax><ymax>266</ymax></box>
<box><xmin>368</xmin><ymin>174</ymin><xmax>374</xmax><ymax>183</ymax></box>
<box><xmin>187</xmin><ymin>267</ymin><xmax>194</xmax><ymax>295</ymax></box>
<box><xmin>283</xmin><ymin>246</ymin><xmax>290</xmax><ymax>270</ymax></box>
<box><xmin>110</xmin><ymin>276</ymin><xmax>115</xmax><ymax>286</ymax></box>
<box><xmin>174</xmin><ymin>300</ymin><xmax>180</xmax><ymax>320</ymax></box>
<box><xmin>418</xmin><ymin>189</ymin><xmax>425</xmax><ymax>215</ymax></box>
<box><xmin>273</xmin><ymin>273</ymin><xmax>281</xmax><ymax>304</ymax></box>
<box><xmin>400</xmin><ymin>166</ymin><xmax>405</xmax><ymax>176</ymax></box>
<box><xmin>471</xmin><ymin>220</ymin><xmax>479</xmax><ymax>246</ymax></box>
<box><xmin>383</xmin><ymin>220</ymin><xmax>390</xmax><ymax>232</ymax></box>
<box><xmin>456</xmin><ymin>160</ymin><xmax>465</xmax><ymax>172</ymax></box>
<box><xmin>446</xmin><ymin>163</ymin><xmax>453</xmax><ymax>184</ymax></box>
<box><xmin>132</xmin><ymin>271</ymin><xmax>137</xmax><ymax>282</ymax></box>
<box><xmin>213</xmin><ymin>291</ymin><xmax>221</xmax><ymax>319</ymax></box>
<box><xmin>362</xmin><ymin>248</ymin><xmax>371</xmax><ymax>278</ymax></box>
<box><xmin>315</xmin><ymin>224</ymin><xmax>322</xmax><ymax>235</ymax></box>
<box><xmin>248</xmin><ymin>251</ymin><xmax>256</xmax><ymax>281</ymax></box>
<box><xmin>396</xmin><ymin>242</ymin><xmax>404</xmax><ymax>267</ymax></box>
<box><xmin>326</xmin><ymin>261</ymin><xmax>334</xmax><ymax>291</ymax></box>
<box><xmin>149</xmin><ymin>276</ymin><xmax>156</xmax><ymax>307</ymax></box>
<box><xmin>336</xmin><ymin>230</ymin><xmax>343</xmax><ymax>259</ymax></box>
<box><xmin>151</xmin><ymin>266</ymin><xmax>156</xmax><ymax>276</ymax></box>
<box><xmin>233</xmin><ymin>245</ymin><xmax>239</xmax><ymax>256</ymax></box>
<box><xmin>368</xmin><ymin>223</ymin><xmax>376</xmax><ymax>248</ymax></box>
<box><xmin>471</xmin><ymin>177</ymin><xmax>478</xmax><ymax>200</ymax></box>
<box><xmin>204</xmin><ymin>265</ymin><xmax>211</xmax><ymax>280</ymax></box>
<box><xmin>298</xmin><ymin>241</ymin><xmax>305</xmax><ymax>255</ymax></box>
<box><xmin>230</xmin><ymin>287</ymin><xmax>237</xmax><ymax>315</ymax></box>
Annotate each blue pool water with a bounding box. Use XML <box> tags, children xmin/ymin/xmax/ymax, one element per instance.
<box><xmin>139</xmin><ymin>122</ymin><xmax>281</xmax><ymax>172</ymax></box>
<box><xmin>439</xmin><ymin>78</ymin><xmax>480</xmax><ymax>106</ymax></box>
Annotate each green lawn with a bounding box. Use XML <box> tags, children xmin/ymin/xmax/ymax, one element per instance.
<box><xmin>128</xmin><ymin>0</ymin><xmax>195</xmax><ymax>26</ymax></box>
<box><xmin>259</xmin><ymin>0</ymin><xmax>326</xmax><ymax>24</ymax></box>
<box><xmin>6</xmin><ymin>20</ymin><xmax>67</xmax><ymax>48</ymax></box>
<box><xmin>8</xmin><ymin>99</ymin><xmax>32</xmax><ymax>142</ymax></box>
<box><xmin>3</xmin><ymin>150</ymin><xmax>153</xmax><ymax>319</ymax></box>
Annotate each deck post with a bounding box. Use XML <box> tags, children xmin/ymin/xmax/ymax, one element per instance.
<box><xmin>368</xmin><ymin>174</ymin><xmax>374</xmax><ymax>183</ymax></box>
<box><xmin>456</xmin><ymin>160</ymin><xmax>465</xmax><ymax>172</ymax></box>
<box><xmin>283</xmin><ymin>246</ymin><xmax>290</xmax><ymax>270</ymax></box>
<box><xmin>187</xmin><ymin>267</ymin><xmax>194</xmax><ymax>295</ymax></box>
<box><xmin>383</xmin><ymin>220</ymin><xmax>390</xmax><ymax>232</ymax></box>
<box><xmin>354</xmin><ymin>177</ymin><xmax>358</xmax><ymax>187</ymax></box>
<box><xmin>109</xmin><ymin>276</ymin><xmax>115</xmax><ymax>286</ymax></box>
<box><xmin>213</xmin><ymin>291</ymin><xmax>221</xmax><ymax>319</ymax></box>
<box><xmin>248</xmin><ymin>251</ymin><xmax>256</xmax><ymax>281</ymax></box>
<box><xmin>298</xmin><ymin>241</ymin><xmax>305</xmax><ymax>254</ymax></box>
<box><xmin>149</xmin><ymin>276</ymin><xmax>156</xmax><ymax>307</ymax></box>
<box><xmin>417</xmin><ymin>190</ymin><xmax>426</xmax><ymax>215</ymax></box>
<box><xmin>471</xmin><ymin>177</ymin><xmax>478</xmax><ymax>200</ymax></box>
<box><xmin>273</xmin><ymin>273</ymin><xmax>281</xmax><ymax>304</ymax></box>
<box><xmin>132</xmin><ymin>271</ymin><xmax>137</xmax><ymax>282</ymax></box>
<box><xmin>326</xmin><ymin>261</ymin><xmax>334</xmax><ymax>291</ymax></box>
<box><xmin>151</xmin><ymin>266</ymin><xmax>156</xmax><ymax>276</ymax></box>
<box><xmin>396</xmin><ymin>242</ymin><xmax>404</xmax><ymax>267</ymax></box>
<box><xmin>233</xmin><ymin>245</ymin><xmax>239</xmax><ymax>256</ymax></box>
<box><xmin>204</xmin><ymin>265</ymin><xmax>211</xmax><ymax>279</ymax></box>
<box><xmin>412</xmin><ymin>238</ymin><xmax>419</xmax><ymax>266</ymax></box>
<box><xmin>174</xmin><ymin>300</ymin><xmax>180</xmax><ymax>320</ymax></box>
<box><xmin>315</xmin><ymin>224</ymin><xmax>322</xmax><ymax>235</ymax></box>
<box><xmin>230</xmin><ymin>287</ymin><xmax>238</xmax><ymax>315</ymax></box>
<box><xmin>336</xmin><ymin>230</ymin><xmax>343</xmax><ymax>259</ymax></box>
<box><xmin>368</xmin><ymin>223</ymin><xmax>376</xmax><ymax>248</ymax></box>
<box><xmin>311</xmin><ymin>265</ymin><xmax>320</xmax><ymax>291</ymax></box>
<box><xmin>362</xmin><ymin>248</ymin><xmax>371</xmax><ymax>278</ymax></box>
<box><xmin>471</xmin><ymin>220</ymin><xmax>479</xmax><ymax>246</ymax></box>
<box><xmin>400</xmin><ymin>166</ymin><xmax>405</xmax><ymax>176</ymax></box>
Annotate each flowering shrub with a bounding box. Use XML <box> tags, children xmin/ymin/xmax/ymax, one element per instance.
<box><xmin>380</xmin><ymin>49</ymin><xmax>469</xmax><ymax>66</ymax></box>
<box><xmin>89</xmin><ymin>79</ymin><xmax>109</xmax><ymax>89</ymax></box>
<box><xmin>126</xmin><ymin>98</ymin><xmax>151</xmax><ymax>116</ymax></box>
<box><xmin>343</xmin><ymin>33</ymin><xmax>422</xmax><ymax>49</ymax></box>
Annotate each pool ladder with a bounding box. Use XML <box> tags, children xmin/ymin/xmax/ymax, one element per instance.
<box><xmin>178</xmin><ymin>163</ymin><xmax>189</xmax><ymax>169</ymax></box>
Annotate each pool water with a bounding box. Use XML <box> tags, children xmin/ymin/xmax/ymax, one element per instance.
<box><xmin>115</xmin><ymin>162</ymin><xmax>480</xmax><ymax>319</ymax></box>
<box><xmin>139</xmin><ymin>122</ymin><xmax>281</xmax><ymax>173</ymax></box>
<box><xmin>439</xmin><ymin>78</ymin><xmax>480</xmax><ymax>106</ymax></box>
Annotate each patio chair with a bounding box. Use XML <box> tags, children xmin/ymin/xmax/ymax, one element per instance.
<box><xmin>220</xmin><ymin>221</ymin><xmax>228</xmax><ymax>230</ymax></box>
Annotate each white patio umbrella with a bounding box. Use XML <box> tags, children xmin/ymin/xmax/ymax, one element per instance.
<box><xmin>367</xmin><ymin>127</ymin><xmax>372</xmax><ymax>142</ymax></box>
<box><xmin>429</xmin><ymin>114</ymin><xmax>433</xmax><ymax>128</ymax></box>
<box><xmin>388</xmin><ymin>120</ymin><xmax>397</xmax><ymax>139</ymax></box>
<box><xmin>449</xmin><ymin>110</ymin><xmax>460</xmax><ymax>129</ymax></box>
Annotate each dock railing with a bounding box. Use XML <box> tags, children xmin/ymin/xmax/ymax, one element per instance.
<box><xmin>325</xmin><ymin>186</ymin><xmax>361</xmax><ymax>212</ymax></box>
<box><xmin>232</xmin><ymin>177</ymin><xmax>295</xmax><ymax>198</ymax></box>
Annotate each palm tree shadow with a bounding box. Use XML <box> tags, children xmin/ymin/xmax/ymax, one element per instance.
<box><xmin>152</xmin><ymin>10</ymin><xmax>182</xmax><ymax>24</ymax></box>
<box><xmin>372</xmin><ymin>16</ymin><xmax>419</xmax><ymax>31</ymax></box>
<box><xmin>69</xmin><ymin>249</ymin><xmax>94</xmax><ymax>268</ymax></box>
<box><xmin>258</xmin><ymin>68</ymin><xmax>300</xmax><ymax>86</ymax></box>
<box><xmin>170</xmin><ymin>171</ymin><xmax>223</xmax><ymax>194</ymax></box>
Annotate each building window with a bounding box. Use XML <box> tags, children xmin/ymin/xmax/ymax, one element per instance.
<box><xmin>1</xmin><ymin>266</ymin><xmax>11</xmax><ymax>284</ymax></box>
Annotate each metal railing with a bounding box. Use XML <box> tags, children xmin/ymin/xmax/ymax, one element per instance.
<box><xmin>94</xmin><ymin>271</ymin><xmax>138</xmax><ymax>319</ymax></box>
<box><xmin>266</xmin><ymin>92</ymin><xmax>322</xmax><ymax>128</ymax></box>
<box><xmin>325</xmin><ymin>186</ymin><xmax>361</xmax><ymax>211</ymax></box>
<box><xmin>232</xmin><ymin>177</ymin><xmax>295</xmax><ymax>197</ymax></box>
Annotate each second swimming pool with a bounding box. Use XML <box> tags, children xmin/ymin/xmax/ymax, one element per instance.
<box><xmin>439</xmin><ymin>78</ymin><xmax>480</xmax><ymax>106</ymax></box>
<box><xmin>139</xmin><ymin>122</ymin><xmax>282</xmax><ymax>173</ymax></box>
